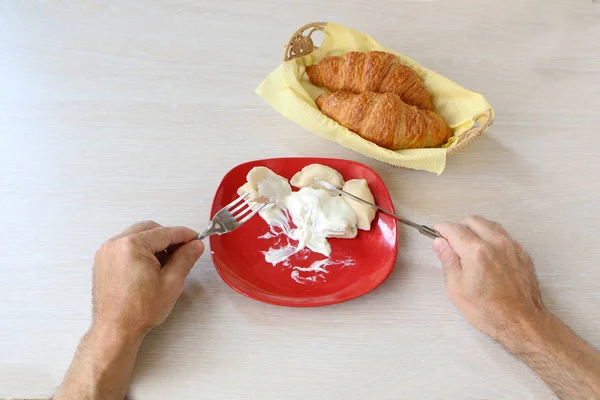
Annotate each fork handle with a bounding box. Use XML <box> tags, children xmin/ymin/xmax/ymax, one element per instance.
<box><xmin>197</xmin><ymin>230</ymin><xmax>212</xmax><ymax>241</ymax></box>
<box><xmin>197</xmin><ymin>221</ymin><xmax>219</xmax><ymax>241</ymax></box>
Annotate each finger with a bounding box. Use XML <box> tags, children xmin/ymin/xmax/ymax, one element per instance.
<box><xmin>434</xmin><ymin>222</ymin><xmax>482</xmax><ymax>258</ymax></box>
<box><xmin>433</xmin><ymin>238</ymin><xmax>462</xmax><ymax>283</ymax></box>
<box><xmin>162</xmin><ymin>240</ymin><xmax>205</xmax><ymax>284</ymax></box>
<box><xmin>135</xmin><ymin>226</ymin><xmax>198</xmax><ymax>253</ymax></box>
<box><xmin>462</xmin><ymin>215</ymin><xmax>509</xmax><ymax>242</ymax></box>
<box><xmin>114</xmin><ymin>220</ymin><xmax>161</xmax><ymax>240</ymax></box>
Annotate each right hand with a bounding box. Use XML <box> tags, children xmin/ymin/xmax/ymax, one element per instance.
<box><xmin>433</xmin><ymin>216</ymin><xmax>546</xmax><ymax>345</ymax></box>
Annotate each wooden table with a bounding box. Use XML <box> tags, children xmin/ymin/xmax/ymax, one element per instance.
<box><xmin>2</xmin><ymin>1</ymin><xmax>599</xmax><ymax>399</ymax></box>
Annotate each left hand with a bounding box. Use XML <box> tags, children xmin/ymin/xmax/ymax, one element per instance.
<box><xmin>92</xmin><ymin>221</ymin><xmax>205</xmax><ymax>341</ymax></box>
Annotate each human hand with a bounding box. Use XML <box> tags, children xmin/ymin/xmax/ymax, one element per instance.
<box><xmin>433</xmin><ymin>216</ymin><xmax>546</xmax><ymax>346</ymax></box>
<box><xmin>92</xmin><ymin>221</ymin><xmax>205</xmax><ymax>341</ymax></box>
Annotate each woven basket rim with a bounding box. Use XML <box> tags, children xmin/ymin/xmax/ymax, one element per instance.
<box><xmin>446</xmin><ymin>109</ymin><xmax>493</xmax><ymax>155</ymax></box>
<box><xmin>284</xmin><ymin>22</ymin><xmax>327</xmax><ymax>61</ymax></box>
<box><xmin>284</xmin><ymin>21</ymin><xmax>493</xmax><ymax>156</ymax></box>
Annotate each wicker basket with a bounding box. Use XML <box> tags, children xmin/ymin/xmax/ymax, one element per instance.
<box><xmin>283</xmin><ymin>22</ymin><xmax>493</xmax><ymax>156</ymax></box>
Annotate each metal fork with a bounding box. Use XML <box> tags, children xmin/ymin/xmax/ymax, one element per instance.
<box><xmin>197</xmin><ymin>193</ymin><xmax>266</xmax><ymax>240</ymax></box>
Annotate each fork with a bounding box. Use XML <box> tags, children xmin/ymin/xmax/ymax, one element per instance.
<box><xmin>197</xmin><ymin>193</ymin><xmax>266</xmax><ymax>240</ymax></box>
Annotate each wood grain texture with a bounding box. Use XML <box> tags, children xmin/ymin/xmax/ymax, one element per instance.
<box><xmin>1</xmin><ymin>1</ymin><xmax>599</xmax><ymax>399</ymax></box>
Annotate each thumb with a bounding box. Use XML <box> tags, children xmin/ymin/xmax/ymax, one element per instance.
<box><xmin>433</xmin><ymin>238</ymin><xmax>462</xmax><ymax>283</ymax></box>
<box><xmin>162</xmin><ymin>240</ymin><xmax>205</xmax><ymax>283</ymax></box>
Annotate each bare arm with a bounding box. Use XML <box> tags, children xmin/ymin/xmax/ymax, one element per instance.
<box><xmin>507</xmin><ymin>313</ymin><xmax>600</xmax><ymax>399</ymax></box>
<box><xmin>434</xmin><ymin>216</ymin><xmax>600</xmax><ymax>400</ymax></box>
<box><xmin>55</xmin><ymin>221</ymin><xmax>205</xmax><ymax>400</ymax></box>
<box><xmin>55</xmin><ymin>326</ymin><xmax>142</xmax><ymax>399</ymax></box>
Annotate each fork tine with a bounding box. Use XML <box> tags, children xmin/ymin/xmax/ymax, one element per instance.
<box><xmin>232</xmin><ymin>203</ymin><xmax>254</xmax><ymax>220</ymax></box>
<box><xmin>230</xmin><ymin>199</ymin><xmax>250</xmax><ymax>215</ymax></box>
<box><xmin>198</xmin><ymin>194</ymin><xmax>267</xmax><ymax>241</ymax></box>
<box><xmin>226</xmin><ymin>193</ymin><xmax>250</xmax><ymax>210</ymax></box>
<box><xmin>238</xmin><ymin>203</ymin><xmax>266</xmax><ymax>224</ymax></box>
<box><xmin>247</xmin><ymin>201</ymin><xmax>264</xmax><ymax>212</ymax></box>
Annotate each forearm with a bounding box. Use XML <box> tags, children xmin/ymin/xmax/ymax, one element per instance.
<box><xmin>55</xmin><ymin>325</ymin><xmax>143</xmax><ymax>400</ymax></box>
<box><xmin>502</xmin><ymin>312</ymin><xmax>600</xmax><ymax>400</ymax></box>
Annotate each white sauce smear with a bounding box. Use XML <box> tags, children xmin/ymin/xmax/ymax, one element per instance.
<box><xmin>240</xmin><ymin>166</ymin><xmax>361</xmax><ymax>283</ymax></box>
<box><xmin>261</xmin><ymin>187</ymin><xmax>357</xmax><ymax>260</ymax></box>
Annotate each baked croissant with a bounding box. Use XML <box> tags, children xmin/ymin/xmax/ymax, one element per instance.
<box><xmin>306</xmin><ymin>51</ymin><xmax>434</xmax><ymax>111</ymax></box>
<box><xmin>315</xmin><ymin>91</ymin><xmax>451</xmax><ymax>150</ymax></box>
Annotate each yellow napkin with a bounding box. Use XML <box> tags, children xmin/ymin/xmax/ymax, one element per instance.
<box><xmin>256</xmin><ymin>22</ymin><xmax>494</xmax><ymax>174</ymax></box>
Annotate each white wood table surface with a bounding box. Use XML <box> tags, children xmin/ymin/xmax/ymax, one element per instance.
<box><xmin>2</xmin><ymin>1</ymin><xmax>600</xmax><ymax>399</ymax></box>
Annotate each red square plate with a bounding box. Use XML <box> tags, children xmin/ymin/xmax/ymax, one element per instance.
<box><xmin>209</xmin><ymin>158</ymin><xmax>398</xmax><ymax>307</ymax></box>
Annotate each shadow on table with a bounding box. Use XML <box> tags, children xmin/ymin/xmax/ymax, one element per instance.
<box><xmin>129</xmin><ymin>278</ymin><xmax>210</xmax><ymax>386</ymax></box>
<box><xmin>452</xmin><ymin>135</ymin><xmax>541</xmax><ymax>192</ymax></box>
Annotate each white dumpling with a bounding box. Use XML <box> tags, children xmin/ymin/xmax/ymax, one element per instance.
<box><xmin>342</xmin><ymin>179</ymin><xmax>376</xmax><ymax>231</ymax></box>
<box><xmin>236</xmin><ymin>182</ymin><xmax>257</xmax><ymax>200</ymax></box>
<box><xmin>290</xmin><ymin>164</ymin><xmax>345</xmax><ymax>189</ymax></box>
<box><xmin>246</xmin><ymin>166</ymin><xmax>272</xmax><ymax>187</ymax></box>
<box><xmin>237</xmin><ymin>166</ymin><xmax>291</xmax><ymax>203</ymax></box>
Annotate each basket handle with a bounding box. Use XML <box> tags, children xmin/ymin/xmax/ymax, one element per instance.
<box><xmin>446</xmin><ymin>110</ymin><xmax>494</xmax><ymax>155</ymax></box>
<box><xmin>283</xmin><ymin>22</ymin><xmax>327</xmax><ymax>61</ymax></box>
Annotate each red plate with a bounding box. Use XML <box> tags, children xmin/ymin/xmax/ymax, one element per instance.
<box><xmin>209</xmin><ymin>158</ymin><xmax>398</xmax><ymax>307</ymax></box>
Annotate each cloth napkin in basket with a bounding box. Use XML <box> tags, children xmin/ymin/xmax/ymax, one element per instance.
<box><xmin>256</xmin><ymin>22</ymin><xmax>494</xmax><ymax>174</ymax></box>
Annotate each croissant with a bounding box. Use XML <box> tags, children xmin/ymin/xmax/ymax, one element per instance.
<box><xmin>306</xmin><ymin>51</ymin><xmax>434</xmax><ymax>111</ymax></box>
<box><xmin>315</xmin><ymin>91</ymin><xmax>451</xmax><ymax>150</ymax></box>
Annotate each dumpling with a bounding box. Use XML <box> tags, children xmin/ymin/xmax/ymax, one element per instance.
<box><xmin>237</xmin><ymin>182</ymin><xmax>257</xmax><ymax>200</ymax></box>
<box><xmin>342</xmin><ymin>179</ymin><xmax>376</xmax><ymax>231</ymax></box>
<box><xmin>237</xmin><ymin>166</ymin><xmax>291</xmax><ymax>203</ymax></box>
<box><xmin>290</xmin><ymin>164</ymin><xmax>345</xmax><ymax>189</ymax></box>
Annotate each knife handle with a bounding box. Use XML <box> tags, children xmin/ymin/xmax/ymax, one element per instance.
<box><xmin>418</xmin><ymin>225</ymin><xmax>442</xmax><ymax>239</ymax></box>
